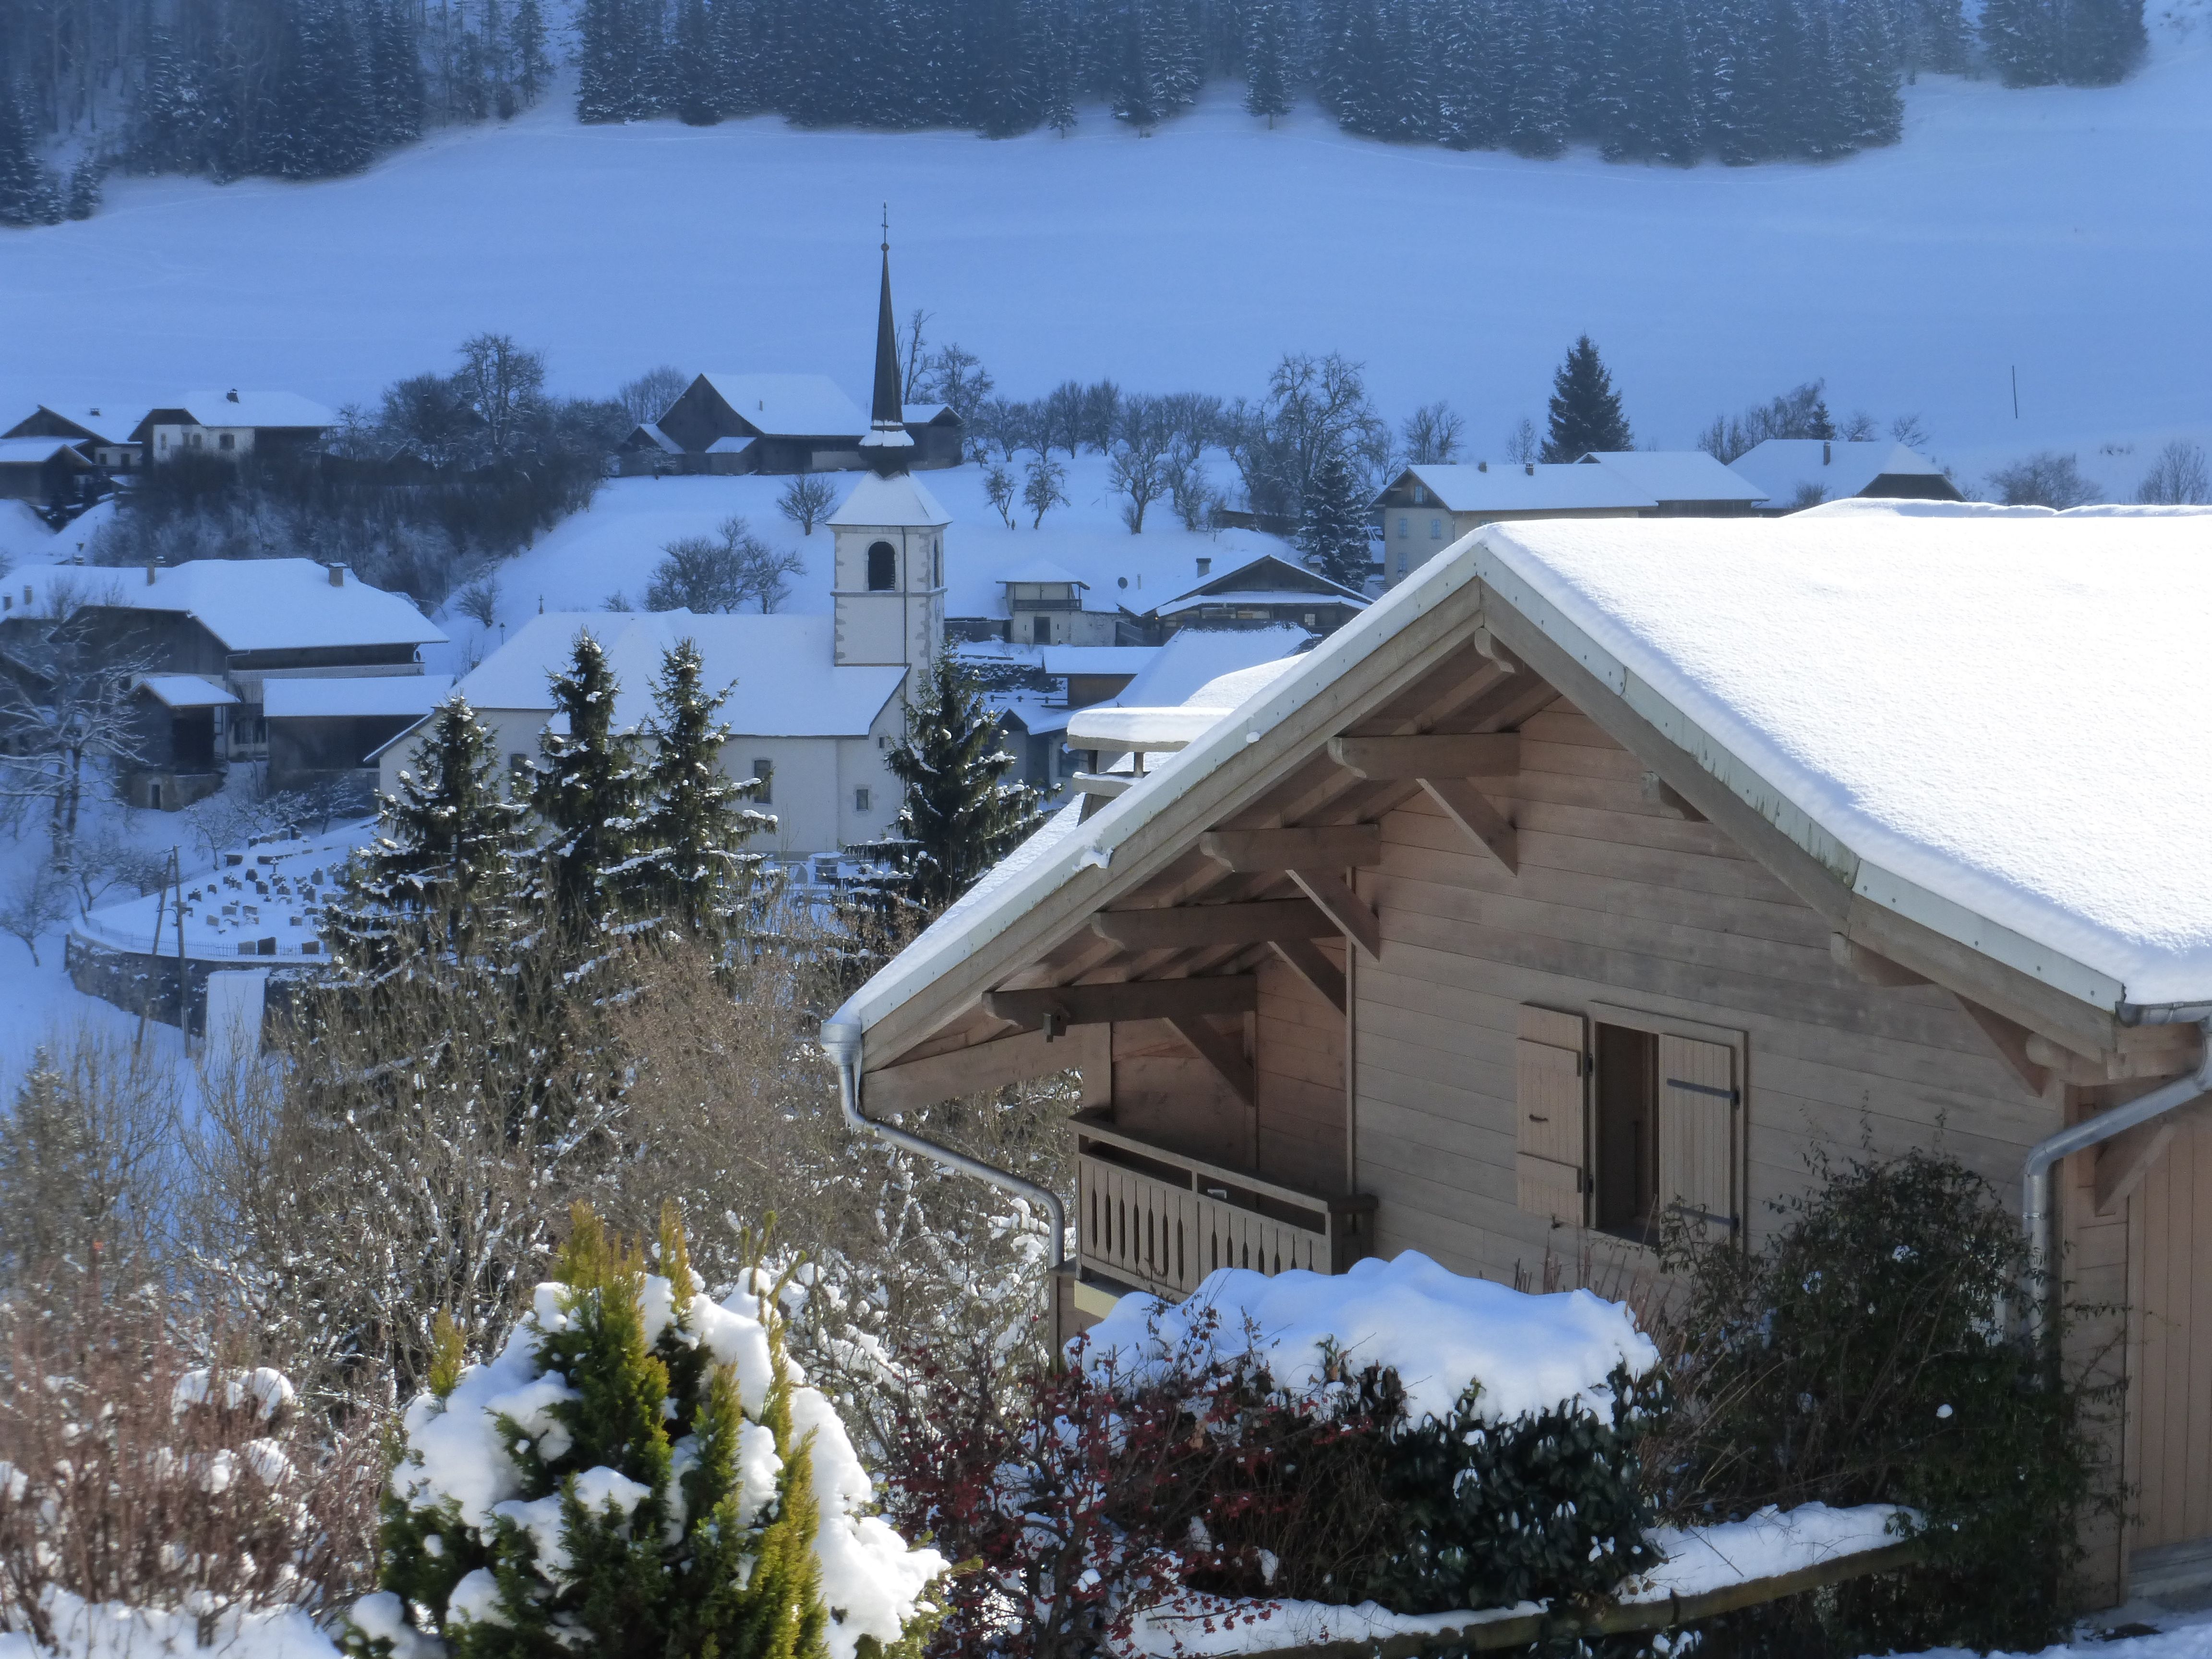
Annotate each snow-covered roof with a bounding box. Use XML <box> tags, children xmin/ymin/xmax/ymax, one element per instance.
<box><xmin>1040</xmin><ymin>646</ymin><xmax>1161</xmax><ymax>676</ymax></box>
<box><xmin>1065</xmin><ymin>705</ymin><xmax>1224</xmax><ymax>753</ymax></box>
<box><xmin>1727</xmin><ymin>439</ymin><xmax>1950</xmax><ymax>506</ymax></box>
<box><xmin>136</xmin><ymin>673</ymin><xmax>238</xmax><ymax>709</ymax></box>
<box><xmin>1479</xmin><ymin>508</ymin><xmax>2212</xmax><ymax>1007</ymax></box>
<box><xmin>0</xmin><ymin>436</ymin><xmax>91</xmax><ymax>465</ymax></box>
<box><xmin>1576</xmin><ymin>450</ymin><xmax>1769</xmax><ymax>504</ymax></box>
<box><xmin>827</xmin><ymin>470</ymin><xmax>952</xmax><ymax>530</ymax></box>
<box><xmin>696</xmin><ymin>373</ymin><xmax>867</xmax><ymax>439</ymax></box>
<box><xmin>993</xmin><ymin>692</ymin><xmax>1073</xmax><ymax>736</ymax></box>
<box><xmin>630</xmin><ymin>422</ymin><xmax>684</xmax><ymax>455</ymax></box>
<box><xmin>902</xmin><ymin>402</ymin><xmax>957</xmax><ymax>424</ymax></box>
<box><xmin>85</xmin><ymin>559</ymin><xmax>447</xmax><ymax>653</ymax></box>
<box><xmin>704</xmin><ymin>435</ymin><xmax>757</xmax><ymax>455</ymax></box>
<box><xmin>455</xmin><ymin>611</ymin><xmax>905</xmax><ymax>738</ymax></box>
<box><xmin>148</xmin><ymin>390</ymin><xmax>335</xmax><ymax>432</ymax></box>
<box><xmin>1000</xmin><ymin>556</ymin><xmax>1087</xmax><ymax>586</ymax></box>
<box><xmin>1383</xmin><ymin>462</ymin><xmax>1657</xmax><ymax>514</ymax></box>
<box><xmin>1112</xmin><ymin>624</ymin><xmax>1312</xmax><ymax>708</ymax></box>
<box><xmin>1156</xmin><ymin>588</ymin><xmax>1359</xmax><ymax>616</ymax></box>
<box><xmin>6</xmin><ymin>405</ymin><xmax>151</xmax><ymax>446</ymax></box>
<box><xmin>264</xmin><ymin>673</ymin><xmax>455</xmax><ymax>719</ymax></box>
<box><xmin>832</xmin><ymin>505</ymin><xmax>2212</xmax><ymax>1047</ymax></box>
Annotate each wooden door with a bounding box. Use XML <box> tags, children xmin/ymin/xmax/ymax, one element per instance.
<box><xmin>2132</xmin><ymin>1115</ymin><xmax>2212</xmax><ymax>1553</ymax></box>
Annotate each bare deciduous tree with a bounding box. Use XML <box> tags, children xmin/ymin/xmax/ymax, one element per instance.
<box><xmin>453</xmin><ymin>333</ymin><xmax>547</xmax><ymax>460</ymax></box>
<box><xmin>1987</xmin><ymin>451</ymin><xmax>2100</xmax><ymax>509</ymax></box>
<box><xmin>0</xmin><ymin>860</ymin><xmax>71</xmax><ymax>965</ymax></box>
<box><xmin>1023</xmin><ymin>455</ymin><xmax>1069</xmax><ymax>529</ymax></box>
<box><xmin>1110</xmin><ymin>395</ymin><xmax>1175</xmax><ymax>532</ymax></box>
<box><xmin>778</xmin><ymin>474</ymin><xmax>837</xmax><ymax>534</ymax></box>
<box><xmin>454</xmin><ymin>574</ymin><xmax>502</xmax><ymax>627</ymax></box>
<box><xmin>646</xmin><ymin>516</ymin><xmax>802</xmax><ymax>613</ymax></box>
<box><xmin>1401</xmin><ymin>400</ymin><xmax>1466</xmax><ymax>466</ymax></box>
<box><xmin>985</xmin><ymin>462</ymin><xmax>1019</xmax><ymax>529</ymax></box>
<box><xmin>617</xmin><ymin>363</ymin><xmax>689</xmax><ymax>428</ymax></box>
<box><xmin>2138</xmin><ymin>440</ymin><xmax>2211</xmax><ymax>505</ymax></box>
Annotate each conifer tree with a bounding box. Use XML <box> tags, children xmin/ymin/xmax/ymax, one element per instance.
<box><xmin>673</xmin><ymin>0</ymin><xmax>720</xmax><ymax>120</ymax></box>
<box><xmin>532</xmin><ymin>631</ymin><xmax>653</xmax><ymax>940</ymax></box>
<box><xmin>511</xmin><ymin>0</ymin><xmax>553</xmax><ymax>105</ymax></box>
<box><xmin>325</xmin><ymin>693</ymin><xmax>537</xmax><ymax>978</ymax></box>
<box><xmin>855</xmin><ymin>651</ymin><xmax>1043</xmax><ymax>921</ymax></box>
<box><xmin>1539</xmin><ymin>335</ymin><xmax>1634</xmax><ymax>461</ymax></box>
<box><xmin>0</xmin><ymin>84</ymin><xmax>61</xmax><ymax>227</ymax></box>
<box><xmin>1297</xmin><ymin>441</ymin><xmax>1374</xmax><ymax>591</ymax></box>
<box><xmin>1243</xmin><ymin>0</ymin><xmax>1292</xmax><ymax>120</ymax></box>
<box><xmin>634</xmin><ymin>638</ymin><xmax>772</xmax><ymax>950</ymax></box>
<box><xmin>1502</xmin><ymin>0</ymin><xmax>1568</xmax><ymax>156</ymax></box>
<box><xmin>355</xmin><ymin>1204</ymin><xmax>942</xmax><ymax>1659</ymax></box>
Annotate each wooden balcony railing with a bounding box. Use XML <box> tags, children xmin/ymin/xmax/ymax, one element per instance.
<box><xmin>1072</xmin><ymin>1109</ymin><xmax>1375</xmax><ymax>1303</ymax></box>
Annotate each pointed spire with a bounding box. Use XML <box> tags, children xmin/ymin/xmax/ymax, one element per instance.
<box><xmin>861</xmin><ymin>204</ymin><xmax>916</xmax><ymax>477</ymax></box>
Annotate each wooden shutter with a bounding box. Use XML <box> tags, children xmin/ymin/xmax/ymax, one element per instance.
<box><xmin>1516</xmin><ymin>1006</ymin><xmax>1587</xmax><ymax>1226</ymax></box>
<box><xmin>1658</xmin><ymin>1033</ymin><xmax>1738</xmax><ymax>1239</ymax></box>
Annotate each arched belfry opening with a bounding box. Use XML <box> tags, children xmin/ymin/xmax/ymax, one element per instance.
<box><xmin>867</xmin><ymin>541</ymin><xmax>897</xmax><ymax>591</ymax></box>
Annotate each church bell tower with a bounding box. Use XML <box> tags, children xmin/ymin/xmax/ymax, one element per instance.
<box><xmin>830</xmin><ymin>225</ymin><xmax>947</xmax><ymax>695</ymax></box>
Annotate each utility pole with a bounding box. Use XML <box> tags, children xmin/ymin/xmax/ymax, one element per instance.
<box><xmin>2011</xmin><ymin>366</ymin><xmax>2020</xmax><ymax>420</ymax></box>
<box><xmin>173</xmin><ymin>847</ymin><xmax>189</xmax><ymax>1054</ymax></box>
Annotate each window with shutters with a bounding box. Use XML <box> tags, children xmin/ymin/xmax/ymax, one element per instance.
<box><xmin>1519</xmin><ymin>1003</ymin><xmax>1743</xmax><ymax>1244</ymax></box>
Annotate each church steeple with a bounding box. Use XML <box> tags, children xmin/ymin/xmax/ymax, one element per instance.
<box><xmin>860</xmin><ymin>209</ymin><xmax>917</xmax><ymax>477</ymax></box>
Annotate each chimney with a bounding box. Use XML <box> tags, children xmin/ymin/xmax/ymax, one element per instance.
<box><xmin>227</xmin><ymin>388</ymin><xmax>241</xmax><ymax>403</ymax></box>
<box><xmin>145</xmin><ymin>560</ymin><xmax>156</xmax><ymax>586</ymax></box>
<box><xmin>1823</xmin><ymin>440</ymin><xmax>1832</xmax><ymax>465</ymax></box>
<box><xmin>1196</xmin><ymin>556</ymin><xmax>1212</xmax><ymax>577</ymax></box>
<box><xmin>327</xmin><ymin>563</ymin><xmax>345</xmax><ymax>587</ymax></box>
<box><xmin>1478</xmin><ymin>460</ymin><xmax>1488</xmax><ymax>472</ymax></box>
<box><xmin>1524</xmin><ymin>462</ymin><xmax>1535</xmax><ymax>476</ymax></box>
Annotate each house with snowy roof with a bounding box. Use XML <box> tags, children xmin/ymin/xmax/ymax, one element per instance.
<box><xmin>1729</xmin><ymin>438</ymin><xmax>1962</xmax><ymax>512</ymax></box>
<box><xmin>1142</xmin><ymin>551</ymin><xmax>1368</xmax><ymax>640</ymax></box>
<box><xmin>3</xmin><ymin>404</ymin><xmax>149</xmax><ymax>473</ymax></box>
<box><xmin>131</xmin><ymin>390</ymin><xmax>334</xmax><ymax>463</ymax></box>
<box><xmin>61</xmin><ymin>558</ymin><xmax>446</xmax><ymax>804</ymax></box>
<box><xmin>1372</xmin><ymin>454</ymin><xmax>1768</xmax><ymax>588</ymax></box>
<box><xmin>823</xmin><ymin>500</ymin><xmax>2212</xmax><ymax>1608</ymax></box>
<box><xmin>621</xmin><ymin>374</ymin><xmax>965</xmax><ymax>476</ymax></box>
<box><xmin>0</xmin><ymin>435</ymin><xmax>98</xmax><ymax>504</ymax></box>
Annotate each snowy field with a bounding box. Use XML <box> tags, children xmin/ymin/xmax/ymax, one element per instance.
<box><xmin>2</xmin><ymin>10</ymin><xmax>2210</xmax><ymax>483</ymax></box>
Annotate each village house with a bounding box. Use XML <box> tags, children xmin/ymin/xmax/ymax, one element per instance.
<box><xmin>1147</xmin><ymin>552</ymin><xmax>1368</xmax><ymax>638</ymax></box>
<box><xmin>0</xmin><ymin>436</ymin><xmax>98</xmax><ymax>504</ymax></box>
<box><xmin>622</xmin><ymin>374</ymin><xmax>964</xmax><ymax>475</ymax></box>
<box><xmin>1371</xmin><ymin>452</ymin><xmax>1768</xmax><ymax>588</ymax></box>
<box><xmin>1729</xmin><ymin>437</ymin><xmax>1963</xmax><ymax>511</ymax></box>
<box><xmin>62</xmin><ymin>558</ymin><xmax>446</xmax><ymax>805</ymax></box>
<box><xmin>2</xmin><ymin>404</ymin><xmax>149</xmax><ymax>473</ymax></box>
<box><xmin>824</xmin><ymin>502</ymin><xmax>2212</xmax><ymax>1609</ymax></box>
<box><xmin>130</xmin><ymin>390</ymin><xmax>335</xmax><ymax>463</ymax></box>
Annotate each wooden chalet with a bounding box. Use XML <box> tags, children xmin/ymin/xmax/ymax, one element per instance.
<box><xmin>826</xmin><ymin>505</ymin><xmax>2212</xmax><ymax>1609</ymax></box>
<box><xmin>1143</xmin><ymin>553</ymin><xmax>1369</xmax><ymax>640</ymax></box>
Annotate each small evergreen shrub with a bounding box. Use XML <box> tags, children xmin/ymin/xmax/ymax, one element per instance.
<box><xmin>348</xmin><ymin>1204</ymin><xmax>945</xmax><ymax>1659</ymax></box>
<box><xmin>1657</xmin><ymin>1149</ymin><xmax>2112</xmax><ymax>1657</ymax></box>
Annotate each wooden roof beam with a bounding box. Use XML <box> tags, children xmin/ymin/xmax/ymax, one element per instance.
<box><xmin>984</xmin><ymin>974</ymin><xmax>1257</xmax><ymax>1031</ymax></box>
<box><xmin>1270</xmin><ymin>937</ymin><xmax>1347</xmax><ymax>1013</ymax></box>
<box><xmin>1200</xmin><ymin>825</ymin><xmax>1381</xmax><ymax>870</ymax></box>
<box><xmin>1091</xmin><ymin>898</ymin><xmax>1333</xmax><ymax>950</ymax></box>
<box><xmin>1328</xmin><ymin>732</ymin><xmax>1520</xmax><ymax>780</ymax></box>
<box><xmin>1418</xmin><ymin>777</ymin><xmax>1518</xmax><ymax>874</ymax></box>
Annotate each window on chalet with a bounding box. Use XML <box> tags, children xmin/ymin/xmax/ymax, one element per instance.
<box><xmin>854</xmin><ymin>786</ymin><xmax>871</xmax><ymax>813</ymax></box>
<box><xmin>218</xmin><ymin>433</ymin><xmax>236</xmax><ymax>451</ymax></box>
<box><xmin>751</xmin><ymin>758</ymin><xmax>772</xmax><ymax>805</ymax></box>
<box><xmin>867</xmin><ymin>541</ymin><xmax>897</xmax><ymax>590</ymax></box>
<box><xmin>1515</xmin><ymin>1005</ymin><xmax>1741</xmax><ymax>1246</ymax></box>
<box><xmin>1431</xmin><ymin>517</ymin><xmax>1443</xmax><ymax>539</ymax></box>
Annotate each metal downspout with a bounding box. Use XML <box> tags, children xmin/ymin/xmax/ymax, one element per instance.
<box><xmin>819</xmin><ymin>1019</ymin><xmax>1069</xmax><ymax>1272</ymax></box>
<box><xmin>2018</xmin><ymin>1010</ymin><xmax>2212</xmax><ymax>1346</ymax></box>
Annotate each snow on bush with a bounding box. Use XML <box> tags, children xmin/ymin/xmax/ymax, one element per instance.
<box><xmin>1078</xmin><ymin>1251</ymin><xmax>1660</xmax><ymax>1424</ymax></box>
<box><xmin>350</xmin><ymin>1205</ymin><xmax>945</xmax><ymax>1659</ymax></box>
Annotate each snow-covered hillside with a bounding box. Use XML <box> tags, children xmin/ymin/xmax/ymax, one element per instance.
<box><xmin>2</xmin><ymin>14</ymin><xmax>2208</xmax><ymax>485</ymax></box>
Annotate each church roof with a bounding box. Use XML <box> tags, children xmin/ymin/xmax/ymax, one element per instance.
<box><xmin>829</xmin><ymin>470</ymin><xmax>951</xmax><ymax>529</ymax></box>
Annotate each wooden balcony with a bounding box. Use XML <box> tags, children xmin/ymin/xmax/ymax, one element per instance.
<box><xmin>1073</xmin><ymin>1109</ymin><xmax>1375</xmax><ymax>1303</ymax></box>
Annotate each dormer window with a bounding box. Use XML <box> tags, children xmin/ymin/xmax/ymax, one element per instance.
<box><xmin>867</xmin><ymin>541</ymin><xmax>897</xmax><ymax>591</ymax></box>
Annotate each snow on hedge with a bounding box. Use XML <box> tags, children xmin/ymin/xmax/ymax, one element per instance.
<box><xmin>0</xmin><ymin>1590</ymin><xmax>342</xmax><ymax>1659</ymax></box>
<box><xmin>1076</xmin><ymin>1250</ymin><xmax>1660</xmax><ymax>1425</ymax></box>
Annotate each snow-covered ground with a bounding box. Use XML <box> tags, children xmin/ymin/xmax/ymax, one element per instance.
<box><xmin>3</xmin><ymin>14</ymin><xmax>2210</xmax><ymax>485</ymax></box>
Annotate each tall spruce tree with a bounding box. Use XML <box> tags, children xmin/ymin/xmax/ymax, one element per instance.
<box><xmin>860</xmin><ymin>651</ymin><xmax>1043</xmax><ymax>920</ymax></box>
<box><xmin>532</xmin><ymin>630</ymin><xmax>653</xmax><ymax>940</ymax></box>
<box><xmin>0</xmin><ymin>84</ymin><xmax>60</xmax><ymax>226</ymax></box>
<box><xmin>1540</xmin><ymin>335</ymin><xmax>1634</xmax><ymax>461</ymax></box>
<box><xmin>325</xmin><ymin>694</ymin><xmax>538</xmax><ymax>977</ymax></box>
<box><xmin>1297</xmin><ymin>441</ymin><xmax>1374</xmax><ymax>591</ymax></box>
<box><xmin>1243</xmin><ymin>0</ymin><xmax>1292</xmax><ymax>121</ymax></box>
<box><xmin>634</xmin><ymin>638</ymin><xmax>771</xmax><ymax>949</ymax></box>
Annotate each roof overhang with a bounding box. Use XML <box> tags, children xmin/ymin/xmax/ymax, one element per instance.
<box><xmin>835</xmin><ymin>526</ymin><xmax>2145</xmax><ymax>1093</ymax></box>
